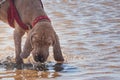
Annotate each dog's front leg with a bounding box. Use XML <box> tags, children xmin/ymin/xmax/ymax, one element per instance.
<box><xmin>14</xmin><ymin>27</ymin><xmax>25</xmax><ymax>64</ymax></box>
<box><xmin>20</xmin><ymin>32</ymin><xmax>33</xmax><ymax>59</ymax></box>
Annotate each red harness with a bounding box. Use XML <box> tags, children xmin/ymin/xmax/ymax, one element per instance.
<box><xmin>7</xmin><ymin>0</ymin><xmax>50</xmax><ymax>30</ymax></box>
<box><xmin>32</xmin><ymin>16</ymin><xmax>51</xmax><ymax>27</ymax></box>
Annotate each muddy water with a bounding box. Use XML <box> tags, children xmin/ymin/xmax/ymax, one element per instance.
<box><xmin>0</xmin><ymin>0</ymin><xmax>120</xmax><ymax>80</ymax></box>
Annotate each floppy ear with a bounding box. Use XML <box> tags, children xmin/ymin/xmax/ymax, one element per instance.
<box><xmin>20</xmin><ymin>32</ymin><xmax>33</xmax><ymax>58</ymax></box>
<box><xmin>53</xmin><ymin>34</ymin><xmax>64</xmax><ymax>62</ymax></box>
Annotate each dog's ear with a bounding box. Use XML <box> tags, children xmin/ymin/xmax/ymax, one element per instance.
<box><xmin>53</xmin><ymin>34</ymin><xmax>64</xmax><ymax>62</ymax></box>
<box><xmin>20</xmin><ymin>32</ymin><xmax>33</xmax><ymax>58</ymax></box>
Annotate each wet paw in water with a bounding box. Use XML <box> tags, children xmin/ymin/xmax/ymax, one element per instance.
<box><xmin>0</xmin><ymin>60</ymin><xmax>79</xmax><ymax>73</ymax></box>
<box><xmin>0</xmin><ymin>59</ymin><xmax>80</xmax><ymax>79</ymax></box>
<box><xmin>0</xmin><ymin>60</ymin><xmax>63</xmax><ymax>71</ymax></box>
<box><xmin>0</xmin><ymin>56</ymin><xmax>79</xmax><ymax>76</ymax></box>
<box><xmin>33</xmin><ymin>63</ymin><xmax>48</xmax><ymax>71</ymax></box>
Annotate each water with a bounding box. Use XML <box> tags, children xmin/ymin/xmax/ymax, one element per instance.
<box><xmin>0</xmin><ymin>0</ymin><xmax>120</xmax><ymax>80</ymax></box>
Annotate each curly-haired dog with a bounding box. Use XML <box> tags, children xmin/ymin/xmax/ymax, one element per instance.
<box><xmin>0</xmin><ymin>0</ymin><xmax>64</xmax><ymax>64</ymax></box>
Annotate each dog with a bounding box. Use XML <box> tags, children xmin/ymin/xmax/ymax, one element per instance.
<box><xmin>0</xmin><ymin>0</ymin><xmax>64</xmax><ymax>64</ymax></box>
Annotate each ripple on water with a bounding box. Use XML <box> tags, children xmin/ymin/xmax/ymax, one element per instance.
<box><xmin>0</xmin><ymin>0</ymin><xmax>120</xmax><ymax>80</ymax></box>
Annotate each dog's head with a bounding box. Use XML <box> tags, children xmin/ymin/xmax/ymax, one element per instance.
<box><xmin>30</xmin><ymin>32</ymin><xmax>52</xmax><ymax>63</ymax></box>
<box><xmin>29</xmin><ymin>23</ymin><xmax>64</xmax><ymax>63</ymax></box>
<box><xmin>21</xmin><ymin>22</ymin><xmax>64</xmax><ymax>63</ymax></box>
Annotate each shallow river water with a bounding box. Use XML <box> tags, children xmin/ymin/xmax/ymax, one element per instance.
<box><xmin>0</xmin><ymin>0</ymin><xmax>120</xmax><ymax>80</ymax></box>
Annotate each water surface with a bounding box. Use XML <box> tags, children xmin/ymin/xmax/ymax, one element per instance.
<box><xmin>0</xmin><ymin>0</ymin><xmax>120</xmax><ymax>80</ymax></box>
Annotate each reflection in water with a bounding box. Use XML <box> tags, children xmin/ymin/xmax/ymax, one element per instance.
<box><xmin>0</xmin><ymin>62</ymin><xmax>78</xmax><ymax>80</ymax></box>
<box><xmin>0</xmin><ymin>0</ymin><xmax>120</xmax><ymax>80</ymax></box>
<box><xmin>53</xmin><ymin>63</ymin><xmax>64</xmax><ymax>72</ymax></box>
<box><xmin>0</xmin><ymin>63</ymin><xmax>57</xmax><ymax>79</ymax></box>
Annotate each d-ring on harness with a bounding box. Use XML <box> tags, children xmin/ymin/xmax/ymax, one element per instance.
<box><xmin>32</xmin><ymin>16</ymin><xmax>51</xmax><ymax>27</ymax></box>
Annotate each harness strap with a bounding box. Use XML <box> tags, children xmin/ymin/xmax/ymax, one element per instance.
<box><xmin>32</xmin><ymin>16</ymin><xmax>51</xmax><ymax>27</ymax></box>
<box><xmin>8</xmin><ymin>0</ymin><xmax>28</xmax><ymax>30</ymax></box>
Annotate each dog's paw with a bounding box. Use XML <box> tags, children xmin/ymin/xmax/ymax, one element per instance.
<box><xmin>15</xmin><ymin>57</ymin><xmax>23</xmax><ymax>64</ymax></box>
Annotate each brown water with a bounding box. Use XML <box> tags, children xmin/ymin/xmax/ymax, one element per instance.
<box><xmin>0</xmin><ymin>0</ymin><xmax>120</xmax><ymax>80</ymax></box>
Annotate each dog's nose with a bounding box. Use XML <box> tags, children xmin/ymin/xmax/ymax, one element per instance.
<box><xmin>34</xmin><ymin>55</ymin><xmax>45</xmax><ymax>63</ymax></box>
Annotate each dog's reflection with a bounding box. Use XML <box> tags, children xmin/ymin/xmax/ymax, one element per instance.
<box><xmin>0</xmin><ymin>62</ymin><xmax>64</xmax><ymax>80</ymax></box>
<box><xmin>33</xmin><ymin>63</ymin><xmax>64</xmax><ymax>72</ymax></box>
<box><xmin>53</xmin><ymin>63</ymin><xmax>64</xmax><ymax>72</ymax></box>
